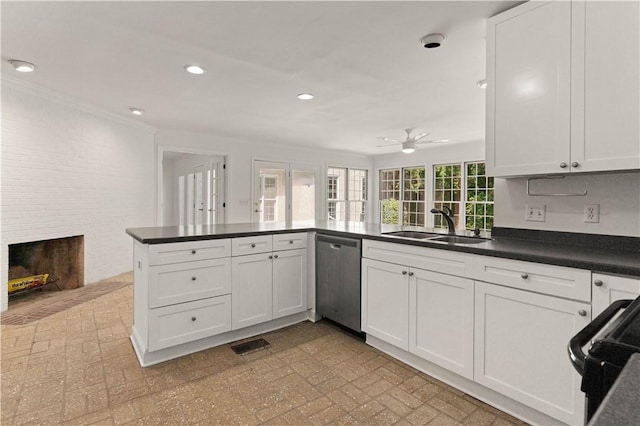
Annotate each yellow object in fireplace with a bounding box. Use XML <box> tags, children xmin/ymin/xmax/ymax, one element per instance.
<box><xmin>8</xmin><ymin>274</ymin><xmax>49</xmax><ymax>294</ymax></box>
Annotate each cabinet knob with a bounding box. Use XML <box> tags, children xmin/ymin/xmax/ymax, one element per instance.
<box><xmin>520</xmin><ymin>273</ymin><xmax>529</xmax><ymax>279</ymax></box>
<box><xmin>191</xmin><ymin>276</ymin><xmax>196</xmax><ymax>281</ymax></box>
<box><xmin>408</xmin><ymin>271</ymin><xmax>414</xmax><ymax>277</ymax></box>
<box><xmin>289</xmin><ymin>240</ymin><xmax>294</xmax><ymax>244</ymax></box>
<box><xmin>274</xmin><ymin>254</ymin><xmax>279</xmax><ymax>259</ymax></box>
<box><xmin>578</xmin><ymin>310</ymin><xmax>587</xmax><ymax>317</ymax></box>
<box><xmin>559</xmin><ymin>162</ymin><xmax>568</xmax><ymax>168</ymax></box>
<box><xmin>594</xmin><ymin>279</ymin><xmax>603</xmax><ymax>287</ymax></box>
<box><xmin>401</xmin><ymin>270</ymin><xmax>408</xmax><ymax>275</ymax></box>
<box><xmin>571</xmin><ymin>162</ymin><xmax>579</xmax><ymax>168</ymax></box>
<box><xmin>191</xmin><ymin>317</ymin><xmax>197</xmax><ymax>322</ymax></box>
<box><xmin>191</xmin><ymin>249</ymin><xmax>197</xmax><ymax>254</ymax></box>
<box><xmin>268</xmin><ymin>255</ymin><xmax>273</xmax><ymax>259</ymax></box>
<box><xmin>251</xmin><ymin>243</ymin><xmax>256</xmax><ymax>248</ymax></box>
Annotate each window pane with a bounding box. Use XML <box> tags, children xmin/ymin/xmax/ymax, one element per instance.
<box><xmin>432</xmin><ymin>164</ymin><xmax>462</xmax><ymax>230</ymax></box>
<box><xmin>463</xmin><ymin>161</ymin><xmax>494</xmax><ymax>231</ymax></box>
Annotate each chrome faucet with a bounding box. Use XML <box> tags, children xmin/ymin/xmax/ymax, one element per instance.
<box><xmin>431</xmin><ymin>208</ymin><xmax>456</xmax><ymax>235</ymax></box>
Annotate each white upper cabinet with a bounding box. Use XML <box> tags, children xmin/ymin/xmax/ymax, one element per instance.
<box><xmin>486</xmin><ymin>0</ymin><xmax>640</xmax><ymax>177</ymax></box>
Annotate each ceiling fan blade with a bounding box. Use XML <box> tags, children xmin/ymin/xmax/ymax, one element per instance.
<box><xmin>416</xmin><ymin>139</ymin><xmax>448</xmax><ymax>145</ymax></box>
<box><xmin>377</xmin><ymin>137</ymin><xmax>400</xmax><ymax>143</ymax></box>
<box><xmin>377</xmin><ymin>142</ymin><xmax>401</xmax><ymax>148</ymax></box>
<box><xmin>413</xmin><ymin>132</ymin><xmax>431</xmax><ymax>141</ymax></box>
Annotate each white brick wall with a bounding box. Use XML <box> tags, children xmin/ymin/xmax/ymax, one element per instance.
<box><xmin>1</xmin><ymin>79</ymin><xmax>157</xmax><ymax>312</ymax></box>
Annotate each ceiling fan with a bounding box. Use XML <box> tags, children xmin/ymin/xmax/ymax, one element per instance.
<box><xmin>377</xmin><ymin>128</ymin><xmax>448</xmax><ymax>153</ymax></box>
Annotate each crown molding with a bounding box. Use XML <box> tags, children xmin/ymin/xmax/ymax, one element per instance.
<box><xmin>1</xmin><ymin>74</ymin><xmax>157</xmax><ymax>134</ymax></box>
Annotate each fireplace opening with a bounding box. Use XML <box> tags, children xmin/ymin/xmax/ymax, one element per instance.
<box><xmin>8</xmin><ymin>236</ymin><xmax>84</xmax><ymax>298</ymax></box>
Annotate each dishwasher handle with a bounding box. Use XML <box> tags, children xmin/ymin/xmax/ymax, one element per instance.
<box><xmin>316</xmin><ymin>234</ymin><xmax>361</xmax><ymax>249</ymax></box>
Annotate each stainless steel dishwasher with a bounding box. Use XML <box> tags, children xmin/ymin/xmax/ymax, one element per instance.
<box><xmin>315</xmin><ymin>234</ymin><xmax>362</xmax><ymax>333</ymax></box>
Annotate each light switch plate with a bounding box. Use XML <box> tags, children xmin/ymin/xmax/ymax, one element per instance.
<box><xmin>525</xmin><ymin>204</ymin><xmax>546</xmax><ymax>222</ymax></box>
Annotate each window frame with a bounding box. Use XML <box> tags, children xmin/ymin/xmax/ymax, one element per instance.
<box><xmin>379</xmin><ymin>165</ymin><xmax>427</xmax><ymax>227</ymax></box>
<box><xmin>327</xmin><ymin>166</ymin><xmax>369</xmax><ymax>222</ymax></box>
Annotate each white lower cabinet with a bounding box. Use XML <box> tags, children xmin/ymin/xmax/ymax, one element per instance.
<box><xmin>409</xmin><ymin>269</ymin><xmax>474</xmax><ymax>380</ymax></box>
<box><xmin>149</xmin><ymin>295</ymin><xmax>232</xmax><ymax>351</ymax></box>
<box><xmin>232</xmin><ymin>253</ymin><xmax>273</xmax><ymax>329</ymax></box>
<box><xmin>592</xmin><ymin>273</ymin><xmax>640</xmax><ymax>317</ymax></box>
<box><xmin>232</xmin><ymin>247</ymin><xmax>307</xmax><ymax>330</ymax></box>
<box><xmin>362</xmin><ymin>256</ymin><xmax>474</xmax><ymax>379</ymax></box>
<box><xmin>362</xmin><ymin>258</ymin><xmax>409</xmax><ymax>350</ymax></box>
<box><xmin>474</xmin><ymin>281</ymin><xmax>590</xmax><ymax>425</ymax></box>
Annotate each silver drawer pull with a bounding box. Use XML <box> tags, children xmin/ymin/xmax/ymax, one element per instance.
<box><xmin>251</xmin><ymin>243</ymin><xmax>256</xmax><ymax>248</ymax></box>
<box><xmin>289</xmin><ymin>240</ymin><xmax>294</xmax><ymax>244</ymax></box>
<box><xmin>520</xmin><ymin>273</ymin><xmax>529</xmax><ymax>279</ymax></box>
<box><xmin>191</xmin><ymin>249</ymin><xmax>197</xmax><ymax>254</ymax></box>
<box><xmin>274</xmin><ymin>254</ymin><xmax>278</xmax><ymax>259</ymax></box>
<box><xmin>571</xmin><ymin>162</ymin><xmax>580</xmax><ymax>168</ymax></box>
<box><xmin>578</xmin><ymin>310</ymin><xmax>587</xmax><ymax>317</ymax></box>
<box><xmin>401</xmin><ymin>270</ymin><xmax>408</xmax><ymax>275</ymax></box>
<box><xmin>559</xmin><ymin>162</ymin><xmax>568</xmax><ymax>168</ymax></box>
<box><xmin>594</xmin><ymin>279</ymin><xmax>603</xmax><ymax>287</ymax></box>
<box><xmin>408</xmin><ymin>272</ymin><xmax>414</xmax><ymax>277</ymax></box>
<box><xmin>268</xmin><ymin>255</ymin><xmax>273</xmax><ymax>259</ymax></box>
<box><xmin>191</xmin><ymin>317</ymin><xmax>197</xmax><ymax>322</ymax></box>
<box><xmin>191</xmin><ymin>276</ymin><xmax>196</xmax><ymax>281</ymax></box>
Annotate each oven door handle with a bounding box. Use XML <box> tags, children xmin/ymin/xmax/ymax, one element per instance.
<box><xmin>568</xmin><ymin>299</ymin><xmax>633</xmax><ymax>375</ymax></box>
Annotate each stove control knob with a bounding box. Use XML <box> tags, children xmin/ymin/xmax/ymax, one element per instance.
<box><xmin>594</xmin><ymin>279</ymin><xmax>603</xmax><ymax>287</ymax></box>
<box><xmin>578</xmin><ymin>310</ymin><xmax>587</xmax><ymax>317</ymax></box>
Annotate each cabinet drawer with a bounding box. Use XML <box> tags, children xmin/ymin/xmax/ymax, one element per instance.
<box><xmin>149</xmin><ymin>239</ymin><xmax>230</xmax><ymax>265</ymax></box>
<box><xmin>469</xmin><ymin>255</ymin><xmax>591</xmax><ymax>302</ymax></box>
<box><xmin>273</xmin><ymin>232</ymin><xmax>307</xmax><ymax>251</ymax></box>
<box><xmin>363</xmin><ymin>239</ymin><xmax>467</xmax><ymax>277</ymax></box>
<box><xmin>232</xmin><ymin>235</ymin><xmax>273</xmax><ymax>256</ymax></box>
<box><xmin>149</xmin><ymin>258</ymin><xmax>231</xmax><ymax>308</ymax></box>
<box><xmin>148</xmin><ymin>295</ymin><xmax>231</xmax><ymax>351</ymax></box>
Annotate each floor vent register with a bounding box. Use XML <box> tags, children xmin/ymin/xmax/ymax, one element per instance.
<box><xmin>230</xmin><ymin>338</ymin><xmax>271</xmax><ymax>355</ymax></box>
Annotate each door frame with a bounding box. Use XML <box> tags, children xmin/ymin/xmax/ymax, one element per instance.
<box><xmin>157</xmin><ymin>144</ymin><xmax>228</xmax><ymax>226</ymax></box>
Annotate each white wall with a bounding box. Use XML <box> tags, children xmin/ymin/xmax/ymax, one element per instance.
<box><xmin>494</xmin><ymin>172</ymin><xmax>640</xmax><ymax>237</ymax></box>
<box><xmin>155</xmin><ymin>129</ymin><xmax>373</xmax><ymax>223</ymax></box>
<box><xmin>1</xmin><ymin>78</ymin><xmax>156</xmax><ymax>312</ymax></box>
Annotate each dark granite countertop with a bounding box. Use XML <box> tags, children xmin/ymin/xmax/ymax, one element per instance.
<box><xmin>126</xmin><ymin>222</ymin><xmax>640</xmax><ymax>277</ymax></box>
<box><xmin>590</xmin><ymin>353</ymin><xmax>640</xmax><ymax>426</ymax></box>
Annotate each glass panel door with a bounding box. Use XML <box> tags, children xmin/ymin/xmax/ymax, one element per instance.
<box><xmin>291</xmin><ymin>167</ymin><xmax>318</xmax><ymax>222</ymax></box>
<box><xmin>254</xmin><ymin>161</ymin><xmax>288</xmax><ymax>223</ymax></box>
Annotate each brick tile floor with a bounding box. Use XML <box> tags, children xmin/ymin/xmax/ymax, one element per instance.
<box><xmin>0</xmin><ymin>273</ymin><xmax>529</xmax><ymax>425</ymax></box>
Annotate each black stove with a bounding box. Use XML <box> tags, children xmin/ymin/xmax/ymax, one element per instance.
<box><xmin>569</xmin><ymin>295</ymin><xmax>640</xmax><ymax>422</ymax></box>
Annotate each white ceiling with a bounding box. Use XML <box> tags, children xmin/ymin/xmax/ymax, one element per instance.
<box><xmin>1</xmin><ymin>1</ymin><xmax>522</xmax><ymax>156</ymax></box>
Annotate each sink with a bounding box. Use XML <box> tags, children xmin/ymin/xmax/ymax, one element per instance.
<box><xmin>428</xmin><ymin>235</ymin><xmax>491</xmax><ymax>245</ymax></box>
<box><xmin>382</xmin><ymin>231</ymin><xmax>441</xmax><ymax>239</ymax></box>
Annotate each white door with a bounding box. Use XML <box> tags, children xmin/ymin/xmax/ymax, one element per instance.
<box><xmin>474</xmin><ymin>281</ymin><xmax>589</xmax><ymax>425</ymax></box>
<box><xmin>231</xmin><ymin>253</ymin><xmax>273</xmax><ymax>330</ymax></box>
<box><xmin>409</xmin><ymin>269</ymin><xmax>474</xmax><ymax>380</ymax></box>
<box><xmin>361</xmin><ymin>258</ymin><xmax>409</xmax><ymax>350</ymax></box>
<box><xmin>253</xmin><ymin>161</ymin><xmax>320</xmax><ymax>223</ymax></box>
<box><xmin>272</xmin><ymin>248</ymin><xmax>307</xmax><ymax>319</ymax></box>
<box><xmin>592</xmin><ymin>273</ymin><xmax>640</xmax><ymax>317</ymax></box>
<box><xmin>177</xmin><ymin>161</ymin><xmax>224</xmax><ymax>226</ymax></box>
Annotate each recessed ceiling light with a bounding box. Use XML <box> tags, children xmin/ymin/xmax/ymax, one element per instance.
<box><xmin>9</xmin><ymin>59</ymin><xmax>36</xmax><ymax>73</ymax></box>
<box><xmin>297</xmin><ymin>93</ymin><xmax>314</xmax><ymax>100</ymax></box>
<box><xmin>129</xmin><ymin>108</ymin><xmax>144</xmax><ymax>116</ymax></box>
<box><xmin>185</xmin><ymin>65</ymin><xmax>205</xmax><ymax>75</ymax></box>
<box><xmin>477</xmin><ymin>79</ymin><xmax>487</xmax><ymax>89</ymax></box>
<box><xmin>419</xmin><ymin>33</ymin><xmax>446</xmax><ymax>49</ymax></box>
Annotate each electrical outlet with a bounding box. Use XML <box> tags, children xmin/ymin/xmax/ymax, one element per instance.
<box><xmin>584</xmin><ymin>204</ymin><xmax>600</xmax><ymax>223</ymax></box>
<box><xmin>526</xmin><ymin>205</ymin><xmax>546</xmax><ymax>222</ymax></box>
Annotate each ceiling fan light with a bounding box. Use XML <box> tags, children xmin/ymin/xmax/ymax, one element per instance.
<box><xmin>402</xmin><ymin>141</ymin><xmax>416</xmax><ymax>154</ymax></box>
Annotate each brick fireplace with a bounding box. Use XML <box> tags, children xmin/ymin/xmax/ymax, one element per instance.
<box><xmin>8</xmin><ymin>236</ymin><xmax>84</xmax><ymax>296</ymax></box>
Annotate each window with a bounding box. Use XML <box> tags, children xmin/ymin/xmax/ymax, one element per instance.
<box><xmin>433</xmin><ymin>164</ymin><xmax>462</xmax><ymax>229</ymax></box>
<box><xmin>465</xmin><ymin>162</ymin><xmax>494</xmax><ymax>231</ymax></box>
<box><xmin>379</xmin><ymin>166</ymin><xmax>426</xmax><ymax>226</ymax></box>
<box><xmin>433</xmin><ymin>161</ymin><xmax>494</xmax><ymax>231</ymax></box>
<box><xmin>327</xmin><ymin>167</ymin><xmax>368</xmax><ymax>222</ymax></box>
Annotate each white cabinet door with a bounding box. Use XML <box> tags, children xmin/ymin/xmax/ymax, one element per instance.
<box><xmin>272</xmin><ymin>248</ymin><xmax>307</xmax><ymax>319</ymax></box>
<box><xmin>362</xmin><ymin>258</ymin><xmax>409</xmax><ymax>350</ymax></box>
<box><xmin>231</xmin><ymin>253</ymin><xmax>273</xmax><ymax>330</ymax></box>
<box><xmin>486</xmin><ymin>0</ymin><xmax>572</xmax><ymax>176</ymax></box>
<box><xmin>574</xmin><ymin>0</ymin><xmax>640</xmax><ymax>173</ymax></box>
<box><xmin>592</xmin><ymin>273</ymin><xmax>640</xmax><ymax>317</ymax></box>
<box><xmin>409</xmin><ymin>269</ymin><xmax>474</xmax><ymax>380</ymax></box>
<box><xmin>474</xmin><ymin>282</ymin><xmax>589</xmax><ymax>425</ymax></box>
